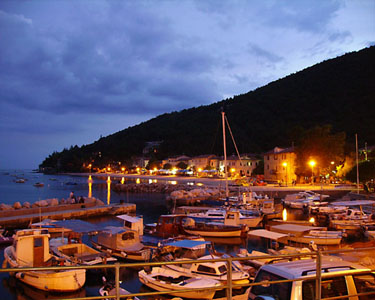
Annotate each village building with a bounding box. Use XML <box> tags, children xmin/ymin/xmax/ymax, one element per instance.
<box><xmin>189</xmin><ymin>154</ymin><xmax>216</xmax><ymax>171</ymax></box>
<box><xmin>219</xmin><ymin>154</ymin><xmax>260</xmax><ymax>177</ymax></box>
<box><xmin>264</xmin><ymin>147</ymin><xmax>296</xmax><ymax>184</ymax></box>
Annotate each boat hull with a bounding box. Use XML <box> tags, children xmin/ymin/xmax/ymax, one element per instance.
<box><xmin>15</xmin><ymin>269</ymin><xmax>86</xmax><ymax>292</ymax></box>
<box><xmin>4</xmin><ymin>246</ymin><xmax>86</xmax><ymax>292</ymax></box>
<box><xmin>138</xmin><ymin>269</ymin><xmax>218</xmax><ymax>299</ymax></box>
<box><xmin>183</xmin><ymin>226</ymin><xmax>243</xmax><ymax>237</ymax></box>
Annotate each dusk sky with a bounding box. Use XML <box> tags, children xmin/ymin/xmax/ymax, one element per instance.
<box><xmin>0</xmin><ymin>0</ymin><xmax>374</xmax><ymax>169</ymax></box>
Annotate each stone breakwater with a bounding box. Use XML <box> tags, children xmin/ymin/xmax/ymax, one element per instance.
<box><xmin>0</xmin><ymin>197</ymin><xmax>105</xmax><ymax>211</ymax></box>
<box><xmin>112</xmin><ymin>182</ymin><xmax>225</xmax><ymax>205</ymax></box>
<box><xmin>112</xmin><ymin>182</ymin><xmax>220</xmax><ymax>194</ymax></box>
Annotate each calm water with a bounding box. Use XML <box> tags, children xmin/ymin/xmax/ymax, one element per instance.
<box><xmin>0</xmin><ymin>170</ymin><xmax>275</xmax><ymax>299</ymax></box>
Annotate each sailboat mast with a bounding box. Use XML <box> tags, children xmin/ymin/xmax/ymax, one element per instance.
<box><xmin>356</xmin><ymin>133</ymin><xmax>359</xmax><ymax>194</ymax></box>
<box><xmin>222</xmin><ymin>111</ymin><xmax>229</xmax><ymax>198</ymax></box>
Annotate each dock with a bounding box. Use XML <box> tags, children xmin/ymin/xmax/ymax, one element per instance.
<box><xmin>0</xmin><ymin>202</ymin><xmax>136</xmax><ymax>228</ymax></box>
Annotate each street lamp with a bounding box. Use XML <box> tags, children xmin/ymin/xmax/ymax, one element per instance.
<box><xmin>308</xmin><ymin>160</ymin><xmax>316</xmax><ymax>185</ymax></box>
<box><xmin>282</xmin><ymin>162</ymin><xmax>288</xmax><ymax>186</ymax></box>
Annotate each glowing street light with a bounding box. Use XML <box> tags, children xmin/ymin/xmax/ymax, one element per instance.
<box><xmin>282</xmin><ymin>162</ymin><xmax>288</xmax><ymax>186</ymax></box>
<box><xmin>308</xmin><ymin>160</ymin><xmax>316</xmax><ymax>184</ymax></box>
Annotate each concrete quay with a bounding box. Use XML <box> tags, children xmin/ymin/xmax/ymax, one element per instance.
<box><xmin>0</xmin><ymin>202</ymin><xmax>136</xmax><ymax>228</ymax></box>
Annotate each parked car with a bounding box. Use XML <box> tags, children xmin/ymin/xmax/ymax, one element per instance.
<box><xmin>249</xmin><ymin>257</ymin><xmax>375</xmax><ymax>300</ymax></box>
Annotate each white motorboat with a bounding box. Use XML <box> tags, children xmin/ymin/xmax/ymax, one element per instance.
<box><xmin>187</xmin><ymin>209</ymin><xmax>263</xmax><ymax>228</ymax></box>
<box><xmin>139</xmin><ymin>266</ymin><xmax>220</xmax><ymax>299</ymax></box>
<box><xmin>270</xmin><ymin>224</ymin><xmax>342</xmax><ymax>245</ymax></box>
<box><xmin>162</xmin><ymin>254</ymin><xmax>250</xmax><ymax>285</ymax></box>
<box><xmin>3</xmin><ymin>229</ymin><xmax>85</xmax><ymax>292</ymax></box>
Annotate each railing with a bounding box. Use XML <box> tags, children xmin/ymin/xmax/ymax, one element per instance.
<box><xmin>1</xmin><ymin>247</ymin><xmax>375</xmax><ymax>300</ymax></box>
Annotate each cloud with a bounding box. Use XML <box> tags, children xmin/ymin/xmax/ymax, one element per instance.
<box><xmin>0</xmin><ymin>0</ymin><xmax>373</xmax><ymax>168</ymax></box>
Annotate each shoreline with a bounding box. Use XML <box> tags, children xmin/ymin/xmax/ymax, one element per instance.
<box><xmin>65</xmin><ymin>172</ymin><xmax>359</xmax><ymax>193</ymax></box>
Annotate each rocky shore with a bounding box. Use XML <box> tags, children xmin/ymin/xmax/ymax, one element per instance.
<box><xmin>0</xmin><ymin>196</ymin><xmax>105</xmax><ymax>211</ymax></box>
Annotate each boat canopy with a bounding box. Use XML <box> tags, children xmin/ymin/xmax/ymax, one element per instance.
<box><xmin>248</xmin><ymin>229</ymin><xmax>288</xmax><ymax>241</ymax></box>
<box><xmin>164</xmin><ymin>239</ymin><xmax>210</xmax><ymax>249</ymax></box>
<box><xmin>116</xmin><ymin>215</ymin><xmax>142</xmax><ymax>223</ymax></box>
<box><xmin>54</xmin><ymin>219</ymin><xmax>101</xmax><ymax>234</ymax></box>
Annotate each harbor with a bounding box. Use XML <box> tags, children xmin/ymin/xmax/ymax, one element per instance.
<box><xmin>0</xmin><ymin>170</ymin><xmax>375</xmax><ymax>299</ymax></box>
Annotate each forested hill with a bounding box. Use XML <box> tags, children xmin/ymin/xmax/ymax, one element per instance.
<box><xmin>41</xmin><ymin>46</ymin><xmax>375</xmax><ymax>171</ymax></box>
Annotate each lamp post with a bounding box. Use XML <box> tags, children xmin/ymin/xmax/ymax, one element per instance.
<box><xmin>282</xmin><ymin>162</ymin><xmax>288</xmax><ymax>186</ymax></box>
<box><xmin>309</xmin><ymin>160</ymin><xmax>316</xmax><ymax>185</ymax></box>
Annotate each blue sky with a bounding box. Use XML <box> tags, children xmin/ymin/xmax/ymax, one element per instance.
<box><xmin>0</xmin><ymin>0</ymin><xmax>374</xmax><ymax>169</ymax></box>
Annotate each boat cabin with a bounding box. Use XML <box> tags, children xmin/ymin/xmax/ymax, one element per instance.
<box><xmin>97</xmin><ymin>226</ymin><xmax>144</xmax><ymax>252</ymax></box>
<box><xmin>144</xmin><ymin>214</ymin><xmax>186</xmax><ymax>238</ymax></box>
<box><xmin>13</xmin><ymin>229</ymin><xmax>52</xmax><ymax>267</ymax></box>
<box><xmin>117</xmin><ymin>214</ymin><xmax>143</xmax><ymax>235</ymax></box>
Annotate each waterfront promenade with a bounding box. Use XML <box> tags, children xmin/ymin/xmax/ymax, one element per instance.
<box><xmin>69</xmin><ymin>172</ymin><xmax>360</xmax><ymax>193</ymax></box>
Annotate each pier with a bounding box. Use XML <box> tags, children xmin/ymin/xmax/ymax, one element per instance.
<box><xmin>0</xmin><ymin>202</ymin><xmax>136</xmax><ymax>228</ymax></box>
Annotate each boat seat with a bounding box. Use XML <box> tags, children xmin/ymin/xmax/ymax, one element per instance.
<box><xmin>74</xmin><ymin>253</ymin><xmax>102</xmax><ymax>262</ymax></box>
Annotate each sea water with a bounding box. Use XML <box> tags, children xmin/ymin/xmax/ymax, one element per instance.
<box><xmin>0</xmin><ymin>170</ymin><xmax>275</xmax><ymax>299</ymax></box>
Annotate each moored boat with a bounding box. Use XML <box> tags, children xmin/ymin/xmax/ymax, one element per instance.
<box><xmin>50</xmin><ymin>237</ymin><xmax>117</xmax><ymax>266</ymax></box>
<box><xmin>162</xmin><ymin>254</ymin><xmax>250</xmax><ymax>285</ymax></box>
<box><xmin>3</xmin><ymin>229</ymin><xmax>85</xmax><ymax>292</ymax></box>
<box><xmin>91</xmin><ymin>226</ymin><xmax>152</xmax><ymax>261</ymax></box>
<box><xmin>139</xmin><ymin>266</ymin><xmax>220</xmax><ymax>299</ymax></box>
<box><xmin>182</xmin><ymin>218</ymin><xmax>247</xmax><ymax>237</ymax></box>
<box><xmin>270</xmin><ymin>224</ymin><xmax>342</xmax><ymax>246</ymax></box>
<box><xmin>100</xmin><ymin>276</ymin><xmax>140</xmax><ymax>300</ymax></box>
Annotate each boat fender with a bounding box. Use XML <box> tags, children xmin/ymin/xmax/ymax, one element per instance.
<box><xmin>120</xmin><ymin>251</ymin><xmax>127</xmax><ymax>257</ymax></box>
<box><xmin>16</xmin><ymin>272</ymin><xmax>25</xmax><ymax>279</ymax></box>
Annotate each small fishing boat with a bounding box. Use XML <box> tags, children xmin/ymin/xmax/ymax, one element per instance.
<box><xmin>91</xmin><ymin>226</ymin><xmax>152</xmax><ymax>261</ymax></box>
<box><xmin>162</xmin><ymin>254</ymin><xmax>250</xmax><ymax>285</ymax></box>
<box><xmin>3</xmin><ymin>229</ymin><xmax>85</xmax><ymax>292</ymax></box>
<box><xmin>270</xmin><ymin>224</ymin><xmax>342</xmax><ymax>245</ymax></box>
<box><xmin>182</xmin><ymin>218</ymin><xmax>247</xmax><ymax>237</ymax></box>
<box><xmin>144</xmin><ymin>214</ymin><xmax>187</xmax><ymax>238</ymax></box>
<box><xmin>187</xmin><ymin>209</ymin><xmax>263</xmax><ymax>228</ymax></box>
<box><xmin>50</xmin><ymin>237</ymin><xmax>117</xmax><ymax>266</ymax></box>
<box><xmin>99</xmin><ymin>276</ymin><xmax>140</xmax><ymax>300</ymax></box>
<box><xmin>139</xmin><ymin>266</ymin><xmax>220</xmax><ymax>299</ymax></box>
<box><xmin>33</xmin><ymin>182</ymin><xmax>44</xmax><ymax>187</ymax></box>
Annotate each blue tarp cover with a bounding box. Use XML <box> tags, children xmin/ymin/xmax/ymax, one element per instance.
<box><xmin>165</xmin><ymin>239</ymin><xmax>210</xmax><ymax>249</ymax></box>
<box><xmin>54</xmin><ymin>219</ymin><xmax>102</xmax><ymax>233</ymax></box>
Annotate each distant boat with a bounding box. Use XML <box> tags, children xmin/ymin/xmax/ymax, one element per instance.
<box><xmin>65</xmin><ymin>182</ymin><xmax>77</xmax><ymax>185</ymax></box>
<box><xmin>15</xmin><ymin>179</ymin><xmax>25</xmax><ymax>183</ymax></box>
<box><xmin>33</xmin><ymin>182</ymin><xmax>44</xmax><ymax>187</ymax></box>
